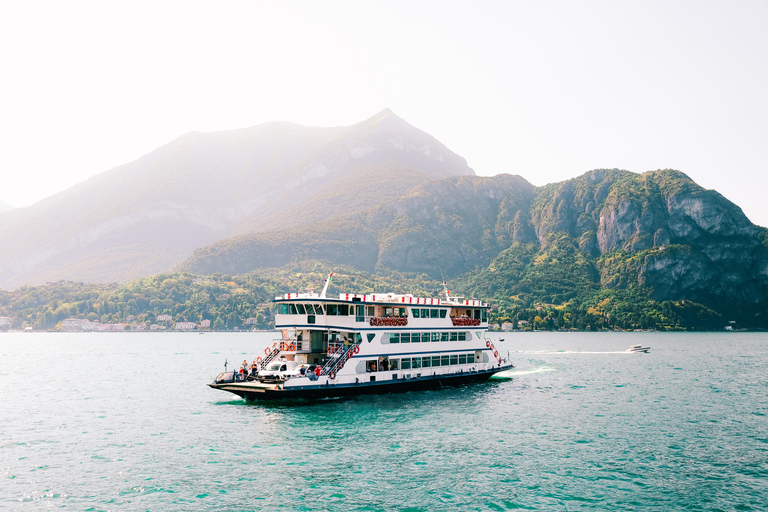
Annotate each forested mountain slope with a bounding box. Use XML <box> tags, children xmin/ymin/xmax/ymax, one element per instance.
<box><xmin>0</xmin><ymin>109</ymin><xmax>473</xmax><ymax>289</ymax></box>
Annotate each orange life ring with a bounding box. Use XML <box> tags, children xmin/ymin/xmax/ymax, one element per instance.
<box><xmin>494</xmin><ymin>350</ymin><xmax>499</xmax><ymax>358</ymax></box>
<box><xmin>354</xmin><ymin>345</ymin><xmax>360</xmax><ymax>354</ymax></box>
<box><xmin>486</xmin><ymin>340</ymin><xmax>491</xmax><ymax>347</ymax></box>
<box><xmin>289</xmin><ymin>343</ymin><xmax>296</xmax><ymax>351</ymax></box>
<box><xmin>264</xmin><ymin>347</ymin><xmax>271</xmax><ymax>355</ymax></box>
<box><xmin>329</xmin><ymin>371</ymin><xmax>337</xmax><ymax>380</ymax></box>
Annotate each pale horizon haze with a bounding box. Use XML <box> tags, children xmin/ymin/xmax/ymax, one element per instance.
<box><xmin>2</xmin><ymin>0</ymin><xmax>767</xmax><ymax>226</ymax></box>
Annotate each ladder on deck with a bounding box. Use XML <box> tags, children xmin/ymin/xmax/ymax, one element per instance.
<box><xmin>321</xmin><ymin>342</ymin><xmax>358</xmax><ymax>379</ymax></box>
<box><xmin>259</xmin><ymin>336</ymin><xmax>296</xmax><ymax>369</ymax></box>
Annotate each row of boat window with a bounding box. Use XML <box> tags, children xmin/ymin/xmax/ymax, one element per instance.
<box><xmin>278</xmin><ymin>303</ymin><xmax>446</xmax><ymax>318</ymax></box>
<box><xmin>388</xmin><ymin>332</ymin><xmax>469</xmax><ymax>343</ymax></box>
<box><xmin>372</xmin><ymin>353</ymin><xmax>477</xmax><ymax>371</ymax></box>
<box><xmin>278</xmin><ymin>303</ymin><xmax>490</xmax><ymax>321</ymax></box>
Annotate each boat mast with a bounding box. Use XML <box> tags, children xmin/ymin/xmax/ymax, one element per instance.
<box><xmin>320</xmin><ymin>270</ymin><xmax>333</xmax><ymax>299</ymax></box>
<box><xmin>440</xmin><ymin>268</ymin><xmax>451</xmax><ymax>302</ymax></box>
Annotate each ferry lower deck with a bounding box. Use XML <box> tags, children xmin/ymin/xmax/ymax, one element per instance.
<box><xmin>209</xmin><ymin>362</ymin><xmax>513</xmax><ymax>400</ymax></box>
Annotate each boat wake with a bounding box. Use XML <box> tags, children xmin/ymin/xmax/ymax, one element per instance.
<box><xmin>514</xmin><ymin>350</ymin><xmax>632</xmax><ymax>355</ymax></box>
<box><xmin>491</xmin><ymin>366</ymin><xmax>555</xmax><ymax>379</ymax></box>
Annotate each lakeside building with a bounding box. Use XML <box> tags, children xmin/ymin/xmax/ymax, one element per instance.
<box><xmin>0</xmin><ymin>316</ymin><xmax>12</xmax><ymax>329</ymax></box>
<box><xmin>175</xmin><ymin>322</ymin><xmax>197</xmax><ymax>331</ymax></box>
<box><xmin>61</xmin><ymin>318</ymin><xmax>126</xmax><ymax>332</ymax></box>
<box><xmin>157</xmin><ymin>314</ymin><xmax>173</xmax><ymax>322</ymax></box>
<box><xmin>200</xmin><ymin>319</ymin><xmax>211</xmax><ymax>328</ymax></box>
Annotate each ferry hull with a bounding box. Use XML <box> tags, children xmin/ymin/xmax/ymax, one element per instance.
<box><xmin>209</xmin><ymin>365</ymin><xmax>513</xmax><ymax>401</ymax></box>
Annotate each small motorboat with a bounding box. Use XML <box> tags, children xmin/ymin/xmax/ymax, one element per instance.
<box><xmin>626</xmin><ymin>344</ymin><xmax>650</xmax><ymax>353</ymax></box>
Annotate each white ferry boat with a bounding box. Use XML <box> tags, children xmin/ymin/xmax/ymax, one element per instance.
<box><xmin>209</xmin><ymin>273</ymin><xmax>513</xmax><ymax>400</ymax></box>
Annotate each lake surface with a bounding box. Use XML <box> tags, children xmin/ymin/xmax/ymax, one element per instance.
<box><xmin>1</xmin><ymin>331</ymin><xmax>767</xmax><ymax>511</ymax></box>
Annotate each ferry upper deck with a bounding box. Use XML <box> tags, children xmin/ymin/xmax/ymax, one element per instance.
<box><xmin>274</xmin><ymin>291</ymin><xmax>489</xmax><ymax>330</ymax></box>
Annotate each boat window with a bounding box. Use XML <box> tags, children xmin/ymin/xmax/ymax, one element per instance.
<box><xmin>401</xmin><ymin>359</ymin><xmax>411</xmax><ymax>370</ymax></box>
<box><xmin>432</xmin><ymin>356</ymin><xmax>441</xmax><ymax>367</ymax></box>
<box><xmin>439</xmin><ymin>309</ymin><xmax>447</xmax><ymax>318</ymax></box>
<box><xmin>411</xmin><ymin>308</ymin><xmax>419</xmax><ymax>318</ymax></box>
<box><xmin>315</xmin><ymin>304</ymin><xmax>324</xmax><ymax>315</ymax></box>
<box><xmin>355</xmin><ymin>305</ymin><xmax>365</xmax><ymax>322</ymax></box>
<box><xmin>339</xmin><ymin>304</ymin><xmax>349</xmax><ymax>316</ymax></box>
<box><xmin>411</xmin><ymin>357</ymin><xmax>421</xmax><ymax>369</ymax></box>
<box><xmin>431</xmin><ymin>332</ymin><xmax>440</xmax><ymax>342</ymax></box>
<box><xmin>450</xmin><ymin>355</ymin><xmax>458</xmax><ymax>365</ymax></box>
<box><xmin>401</xmin><ymin>333</ymin><xmax>410</xmax><ymax>343</ymax></box>
<box><xmin>390</xmin><ymin>359</ymin><xmax>400</xmax><ymax>370</ymax></box>
<box><xmin>421</xmin><ymin>309</ymin><xmax>429</xmax><ymax>318</ymax></box>
<box><xmin>366</xmin><ymin>333</ymin><xmax>375</xmax><ymax>342</ymax></box>
<box><xmin>441</xmin><ymin>332</ymin><xmax>449</xmax><ymax>342</ymax></box>
<box><xmin>430</xmin><ymin>309</ymin><xmax>439</xmax><ymax>318</ymax></box>
<box><xmin>450</xmin><ymin>332</ymin><xmax>458</xmax><ymax>342</ymax></box>
<box><xmin>441</xmin><ymin>355</ymin><xmax>449</xmax><ymax>366</ymax></box>
<box><xmin>278</xmin><ymin>304</ymin><xmax>288</xmax><ymax>315</ymax></box>
<box><xmin>296</xmin><ymin>304</ymin><xmax>306</xmax><ymax>314</ymax></box>
<box><xmin>481</xmin><ymin>310</ymin><xmax>488</xmax><ymax>322</ymax></box>
<box><xmin>459</xmin><ymin>354</ymin><xmax>467</xmax><ymax>364</ymax></box>
<box><xmin>308</xmin><ymin>315</ymin><xmax>315</xmax><ymax>324</ymax></box>
<box><xmin>266</xmin><ymin>362</ymin><xmax>282</xmax><ymax>371</ymax></box>
<box><xmin>458</xmin><ymin>332</ymin><xmax>467</xmax><ymax>341</ymax></box>
<box><xmin>367</xmin><ymin>306</ymin><xmax>375</xmax><ymax>317</ymax></box>
<box><xmin>397</xmin><ymin>307</ymin><xmax>407</xmax><ymax>317</ymax></box>
<box><xmin>411</xmin><ymin>333</ymin><xmax>420</xmax><ymax>343</ymax></box>
<box><xmin>421</xmin><ymin>357</ymin><xmax>431</xmax><ymax>368</ymax></box>
<box><xmin>385</xmin><ymin>307</ymin><xmax>393</xmax><ymax>316</ymax></box>
<box><xmin>390</xmin><ymin>333</ymin><xmax>399</xmax><ymax>344</ymax></box>
<box><xmin>289</xmin><ymin>304</ymin><xmax>298</xmax><ymax>315</ymax></box>
<box><xmin>327</xmin><ymin>304</ymin><xmax>338</xmax><ymax>315</ymax></box>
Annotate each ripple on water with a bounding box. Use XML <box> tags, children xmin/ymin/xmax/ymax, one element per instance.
<box><xmin>1</xmin><ymin>332</ymin><xmax>768</xmax><ymax>510</ymax></box>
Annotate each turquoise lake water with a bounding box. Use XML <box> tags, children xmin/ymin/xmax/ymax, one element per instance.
<box><xmin>1</xmin><ymin>331</ymin><xmax>767</xmax><ymax>511</ymax></box>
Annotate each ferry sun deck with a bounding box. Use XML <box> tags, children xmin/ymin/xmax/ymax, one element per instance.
<box><xmin>209</xmin><ymin>273</ymin><xmax>513</xmax><ymax>400</ymax></box>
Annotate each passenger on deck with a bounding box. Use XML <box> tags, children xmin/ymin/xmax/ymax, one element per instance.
<box><xmin>250</xmin><ymin>359</ymin><xmax>258</xmax><ymax>377</ymax></box>
<box><xmin>314</xmin><ymin>366</ymin><xmax>322</xmax><ymax>378</ymax></box>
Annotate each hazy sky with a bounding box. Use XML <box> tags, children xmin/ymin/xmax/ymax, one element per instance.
<box><xmin>2</xmin><ymin>0</ymin><xmax>767</xmax><ymax>226</ymax></box>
